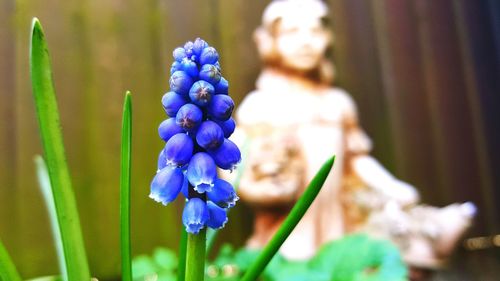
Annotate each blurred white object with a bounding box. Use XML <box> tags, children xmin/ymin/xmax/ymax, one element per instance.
<box><xmin>231</xmin><ymin>0</ymin><xmax>476</xmax><ymax>267</ymax></box>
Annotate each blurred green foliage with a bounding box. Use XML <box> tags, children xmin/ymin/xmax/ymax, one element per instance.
<box><xmin>132</xmin><ymin>234</ymin><xmax>407</xmax><ymax>281</ymax></box>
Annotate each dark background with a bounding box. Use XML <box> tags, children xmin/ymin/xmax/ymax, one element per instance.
<box><xmin>0</xmin><ymin>0</ymin><xmax>499</xmax><ymax>279</ymax></box>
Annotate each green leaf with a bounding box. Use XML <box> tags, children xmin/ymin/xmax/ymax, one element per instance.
<box><xmin>240</xmin><ymin>156</ymin><xmax>335</xmax><ymax>281</ymax></box>
<box><xmin>26</xmin><ymin>276</ymin><xmax>63</xmax><ymax>281</ymax></box>
<box><xmin>35</xmin><ymin>156</ymin><xmax>67</xmax><ymax>278</ymax></box>
<box><xmin>0</xmin><ymin>238</ymin><xmax>22</xmax><ymax>281</ymax></box>
<box><xmin>29</xmin><ymin>17</ymin><xmax>90</xmax><ymax>281</ymax></box>
<box><xmin>120</xmin><ymin>91</ymin><xmax>133</xmax><ymax>281</ymax></box>
<box><xmin>309</xmin><ymin>234</ymin><xmax>407</xmax><ymax>281</ymax></box>
<box><xmin>153</xmin><ymin>248</ymin><xmax>177</xmax><ymax>271</ymax></box>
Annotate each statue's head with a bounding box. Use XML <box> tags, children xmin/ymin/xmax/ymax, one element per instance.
<box><xmin>255</xmin><ymin>0</ymin><xmax>333</xmax><ymax>84</ymax></box>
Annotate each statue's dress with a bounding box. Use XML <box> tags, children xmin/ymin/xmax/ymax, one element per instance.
<box><xmin>236</xmin><ymin>69</ymin><xmax>371</xmax><ymax>260</ymax></box>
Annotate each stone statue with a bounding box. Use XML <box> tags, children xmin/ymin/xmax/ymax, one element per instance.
<box><xmin>227</xmin><ymin>0</ymin><xmax>475</xmax><ymax>270</ymax></box>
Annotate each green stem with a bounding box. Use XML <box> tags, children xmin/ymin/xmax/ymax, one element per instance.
<box><xmin>240</xmin><ymin>156</ymin><xmax>335</xmax><ymax>281</ymax></box>
<box><xmin>185</xmin><ymin>229</ymin><xmax>206</xmax><ymax>281</ymax></box>
<box><xmin>177</xmin><ymin>228</ymin><xmax>187</xmax><ymax>281</ymax></box>
<box><xmin>120</xmin><ymin>92</ymin><xmax>132</xmax><ymax>281</ymax></box>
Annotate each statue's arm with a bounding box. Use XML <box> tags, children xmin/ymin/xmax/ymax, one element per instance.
<box><xmin>341</xmin><ymin>91</ymin><xmax>419</xmax><ymax>206</ymax></box>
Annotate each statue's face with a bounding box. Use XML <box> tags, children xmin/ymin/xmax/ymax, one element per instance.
<box><xmin>275</xmin><ymin>16</ymin><xmax>330</xmax><ymax>72</ymax></box>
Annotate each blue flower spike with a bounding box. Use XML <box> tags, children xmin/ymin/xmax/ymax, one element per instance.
<box><xmin>151</xmin><ymin>39</ymin><xmax>241</xmax><ymax>234</ymax></box>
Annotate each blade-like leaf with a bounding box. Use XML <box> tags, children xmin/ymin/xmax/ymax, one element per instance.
<box><xmin>0</xmin><ymin>238</ymin><xmax>22</xmax><ymax>281</ymax></box>
<box><xmin>240</xmin><ymin>156</ymin><xmax>335</xmax><ymax>281</ymax></box>
<box><xmin>120</xmin><ymin>91</ymin><xmax>133</xmax><ymax>281</ymax></box>
<box><xmin>35</xmin><ymin>155</ymin><xmax>67</xmax><ymax>278</ymax></box>
<box><xmin>29</xmin><ymin>17</ymin><xmax>90</xmax><ymax>281</ymax></box>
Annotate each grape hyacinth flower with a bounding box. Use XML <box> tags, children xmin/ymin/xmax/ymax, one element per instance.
<box><xmin>150</xmin><ymin>38</ymin><xmax>240</xmax><ymax>234</ymax></box>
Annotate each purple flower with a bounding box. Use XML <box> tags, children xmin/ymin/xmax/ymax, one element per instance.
<box><xmin>182</xmin><ymin>198</ymin><xmax>209</xmax><ymax>234</ymax></box>
<box><xmin>206</xmin><ymin>201</ymin><xmax>228</xmax><ymax>229</ymax></box>
<box><xmin>152</xmin><ymin>39</ymin><xmax>241</xmax><ymax>234</ymax></box>
<box><xmin>200</xmin><ymin>46</ymin><xmax>219</xmax><ymax>65</ymax></box>
<box><xmin>158</xmin><ymin>118</ymin><xmax>184</xmax><ymax>142</ymax></box>
<box><xmin>187</xmin><ymin>152</ymin><xmax>217</xmax><ymax>193</ymax></box>
<box><xmin>215</xmin><ymin>118</ymin><xmax>236</xmax><ymax>138</ymax></box>
<box><xmin>157</xmin><ymin>149</ymin><xmax>166</xmax><ymax>171</ymax></box>
<box><xmin>189</xmin><ymin>80</ymin><xmax>215</xmax><ymax>107</ymax></box>
<box><xmin>209</xmin><ymin>139</ymin><xmax>241</xmax><ymax>171</ymax></box>
<box><xmin>164</xmin><ymin>133</ymin><xmax>194</xmax><ymax>167</ymax></box>
<box><xmin>170</xmin><ymin>71</ymin><xmax>193</xmax><ymax>95</ymax></box>
<box><xmin>162</xmin><ymin>91</ymin><xmax>188</xmax><ymax>117</ymax></box>
<box><xmin>173</xmin><ymin>47</ymin><xmax>187</xmax><ymax>62</ymax></box>
<box><xmin>214</xmin><ymin>77</ymin><xmax>228</xmax><ymax>94</ymax></box>
<box><xmin>199</xmin><ymin>64</ymin><xmax>221</xmax><ymax>85</ymax></box>
<box><xmin>170</xmin><ymin>61</ymin><xmax>182</xmax><ymax>75</ymax></box>
<box><xmin>193</xmin><ymin>38</ymin><xmax>208</xmax><ymax>57</ymax></box>
<box><xmin>196</xmin><ymin>121</ymin><xmax>224</xmax><ymax>150</ymax></box>
<box><xmin>208</xmin><ymin>94</ymin><xmax>234</xmax><ymax>121</ymax></box>
<box><xmin>207</xmin><ymin>178</ymin><xmax>239</xmax><ymax>208</ymax></box>
<box><xmin>181</xmin><ymin>58</ymin><xmax>199</xmax><ymax>78</ymax></box>
<box><xmin>176</xmin><ymin>104</ymin><xmax>203</xmax><ymax>132</ymax></box>
<box><xmin>150</xmin><ymin>167</ymin><xmax>184</xmax><ymax>205</ymax></box>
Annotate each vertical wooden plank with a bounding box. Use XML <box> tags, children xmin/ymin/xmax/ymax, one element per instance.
<box><xmin>414</xmin><ymin>0</ymin><xmax>487</xmax><ymax>233</ymax></box>
<box><xmin>453</xmin><ymin>0</ymin><xmax>499</xmax><ymax>232</ymax></box>
<box><xmin>369</xmin><ymin>0</ymin><xmax>440</xmax><ymax>203</ymax></box>
<box><xmin>329</xmin><ymin>0</ymin><xmax>397</xmax><ymax>172</ymax></box>
<box><xmin>0</xmin><ymin>0</ymin><xmax>20</xmax><ymax>271</ymax></box>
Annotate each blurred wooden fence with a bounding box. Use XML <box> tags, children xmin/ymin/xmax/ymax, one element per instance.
<box><xmin>1</xmin><ymin>0</ymin><xmax>499</xmax><ymax>279</ymax></box>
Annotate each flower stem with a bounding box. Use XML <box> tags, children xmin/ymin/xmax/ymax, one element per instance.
<box><xmin>185</xmin><ymin>228</ymin><xmax>206</xmax><ymax>281</ymax></box>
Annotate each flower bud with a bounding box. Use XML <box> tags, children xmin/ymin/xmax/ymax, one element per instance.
<box><xmin>189</xmin><ymin>80</ymin><xmax>215</xmax><ymax>107</ymax></box>
<box><xmin>208</xmin><ymin>94</ymin><xmax>234</xmax><ymax>121</ymax></box>
<box><xmin>214</xmin><ymin>61</ymin><xmax>222</xmax><ymax>72</ymax></box>
<box><xmin>176</xmin><ymin>104</ymin><xmax>203</xmax><ymax>132</ymax></box>
<box><xmin>157</xmin><ymin>149</ymin><xmax>166</xmax><ymax>171</ymax></box>
<box><xmin>210</xmin><ymin>139</ymin><xmax>241</xmax><ymax>170</ymax></box>
<box><xmin>150</xmin><ymin>167</ymin><xmax>184</xmax><ymax>205</ymax></box>
<box><xmin>170</xmin><ymin>61</ymin><xmax>182</xmax><ymax>74</ymax></box>
<box><xmin>169</xmin><ymin>71</ymin><xmax>193</xmax><ymax>95</ymax></box>
<box><xmin>200</xmin><ymin>47</ymin><xmax>219</xmax><ymax>65</ymax></box>
<box><xmin>196</xmin><ymin>121</ymin><xmax>224</xmax><ymax>150</ymax></box>
<box><xmin>187</xmin><ymin>152</ymin><xmax>217</xmax><ymax>193</ymax></box>
<box><xmin>214</xmin><ymin>77</ymin><xmax>228</xmax><ymax>94</ymax></box>
<box><xmin>215</xmin><ymin>118</ymin><xmax>236</xmax><ymax>138</ymax></box>
<box><xmin>158</xmin><ymin>118</ymin><xmax>184</xmax><ymax>142</ymax></box>
<box><xmin>162</xmin><ymin>91</ymin><xmax>188</xmax><ymax>117</ymax></box>
<box><xmin>173</xmin><ymin>47</ymin><xmax>187</xmax><ymax>62</ymax></box>
<box><xmin>181</xmin><ymin>58</ymin><xmax>199</xmax><ymax>78</ymax></box>
<box><xmin>199</xmin><ymin>64</ymin><xmax>221</xmax><ymax>85</ymax></box>
<box><xmin>182</xmin><ymin>198</ymin><xmax>209</xmax><ymax>234</ymax></box>
<box><xmin>207</xmin><ymin>178</ymin><xmax>239</xmax><ymax>208</ymax></box>
<box><xmin>184</xmin><ymin>41</ymin><xmax>194</xmax><ymax>58</ymax></box>
<box><xmin>164</xmin><ymin>133</ymin><xmax>194</xmax><ymax>167</ymax></box>
<box><xmin>206</xmin><ymin>201</ymin><xmax>228</xmax><ymax>229</ymax></box>
<box><xmin>193</xmin><ymin>38</ymin><xmax>208</xmax><ymax>57</ymax></box>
